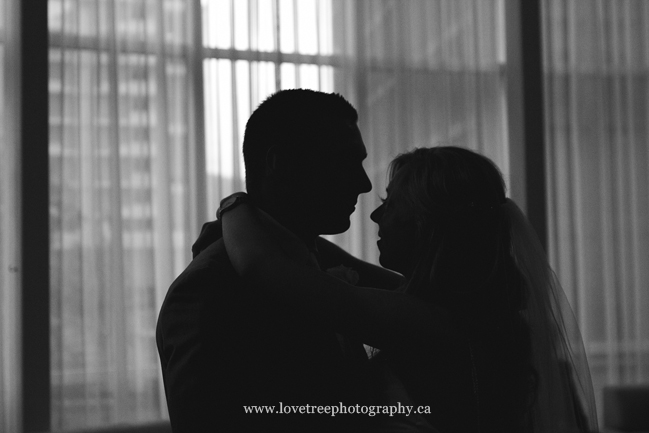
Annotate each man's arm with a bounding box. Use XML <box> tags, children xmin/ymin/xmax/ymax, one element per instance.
<box><xmin>316</xmin><ymin>236</ymin><xmax>405</xmax><ymax>290</ymax></box>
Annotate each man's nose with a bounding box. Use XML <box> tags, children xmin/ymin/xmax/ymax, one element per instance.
<box><xmin>356</xmin><ymin>167</ymin><xmax>372</xmax><ymax>194</ymax></box>
<box><xmin>370</xmin><ymin>204</ymin><xmax>383</xmax><ymax>223</ymax></box>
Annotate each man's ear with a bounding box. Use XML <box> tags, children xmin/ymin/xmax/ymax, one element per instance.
<box><xmin>265</xmin><ymin>145</ymin><xmax>279</xmax><ymax>174</ymax></box>
<box><xmin>265</xmin><ymin>145</ymin><xmax>294</xmax><ymax>177</ymax></box>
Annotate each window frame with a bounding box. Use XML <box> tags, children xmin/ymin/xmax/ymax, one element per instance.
<box><xmin>20</xmin><ymin>0</ymin><xmax>51</xmax><ymax>431</ymax></box>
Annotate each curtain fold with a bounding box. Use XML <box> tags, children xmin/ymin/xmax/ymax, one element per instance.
<box><xmin>1</xmin><ymin>0</ymin><xmax>22</xmax><ymax>430</ymax></box>
<box><xmin>542</xmin><ymin>0</ymin><xmax>649</xmax><ymax>424</ymax></box>
<box><xmin>49</xmin><ymin>0</ymin><xmax>198</xmax><ymax>429</ymax></box>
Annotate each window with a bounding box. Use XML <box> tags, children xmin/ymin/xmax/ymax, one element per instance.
<box><xmin>2</xmin><ymin>0</ymin><xmax>647</xmax><ymax>431</ymax></box>
<box><xmin>201</xmin><ymin>0</ymin><xmax>337</xmax><ymax>212</ymax></box>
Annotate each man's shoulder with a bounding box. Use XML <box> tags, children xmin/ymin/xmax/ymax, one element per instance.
<box><xmin>157</xmin><ymin>239</ymin><xmax>242</xmax><ymax>324</ymax></box>
<box><xmin>156</xmin><ymin>238</ymin><xmax>246</xmax><ymax>360</ymax></box>
<box><xmin>189</xmin><ymin>237</ymin><xmax>230</xmax><ymax>267</ymax></box>
<box><xmin>174</xmin><ymin>238</ymin><xmax>237</xmax><ymax>286</ymax></box>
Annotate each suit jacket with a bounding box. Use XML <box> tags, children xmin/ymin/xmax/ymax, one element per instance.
<box><xmin>156</xmin><ymin>222</ymin><xmax>371</xmax><ymax>432</ymax></box>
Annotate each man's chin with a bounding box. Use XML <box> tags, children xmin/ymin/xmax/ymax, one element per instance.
<box><xmin>318</xmin><ymin>218</ymin><xmax>352</xmax><ymax>235</ymax></box>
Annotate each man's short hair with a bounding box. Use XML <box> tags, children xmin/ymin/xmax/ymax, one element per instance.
<box><xmin>242</xmin><ymin>89</ymin><xmax>358</xmax><ymax>196</ymax></box>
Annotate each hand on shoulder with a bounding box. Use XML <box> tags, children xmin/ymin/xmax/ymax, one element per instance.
<box><xmin>192</xmin><ymin>220</ymin><xmax>223</xmax><ymax>258</ymax></box>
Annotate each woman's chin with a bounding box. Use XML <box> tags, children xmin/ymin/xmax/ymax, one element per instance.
<box><xmin>378</xmin><ymin>252</ymin><xmax>409</xmax><ymax>276</ymax></box>
<box><xmin>378</xmin><ymin>253</ymin><xmax>396</xmax><ymax>273</ymax></box>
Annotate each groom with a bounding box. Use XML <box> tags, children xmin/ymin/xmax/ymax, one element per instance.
<box><xmin>156</xmin><ymin>89</ymin><xmax>403</xmax><ymax>432</ymax></box>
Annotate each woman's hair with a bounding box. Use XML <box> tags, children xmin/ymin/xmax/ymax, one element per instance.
<box><xmin>387</xmin><ymin>146</ymin><xmax>537</xmax><ymax>429</ymax></box>
<box><xmin>388</xmin><ymin>146</ymin><xmax>520</xmax><ymax>316</ymax></box>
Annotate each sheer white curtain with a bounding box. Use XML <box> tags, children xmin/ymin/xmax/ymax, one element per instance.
<box><xmin>202</xmin><ymin>0</ymin><xmax>508</xmax><ymax>263</ymax></box>
<box><xmin>46</xmin><ymin>0</ymin><xmax>510</xmax><ymax>429</ymax></box>
<box><xmin>1</xmin><ymin>0</ymin><xmax>22</xmax><ymax>431</ymax></box>
<box><xmin>329</xmin><ymin>0</ymin><xmax>508</xmax><ymax>262</ymax></box>
<box><xmin>48</xmin><ymin>0</ymin><xmax>200</xmax><ymax>429</ymax></box>
<box><xmin>543</xmin><ymin>0</ymin><xmax>649</xmax><ymax>424</ymax></box>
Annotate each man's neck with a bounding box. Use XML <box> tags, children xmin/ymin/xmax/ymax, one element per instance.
<box><xmin>253</xmin><ymin>196</ymin><xmax>318</xmax><ymax>252</ymax></box>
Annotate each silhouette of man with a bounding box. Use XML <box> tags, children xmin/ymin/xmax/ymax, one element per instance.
<box><xmin>156</xmin><ymin>89</ymin><xmax>402</xmax><ymax>432</ymax></box>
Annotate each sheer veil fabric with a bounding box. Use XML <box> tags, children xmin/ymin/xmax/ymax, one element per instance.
<box><xmin>504</xmin><ymin>199</ymin><xmax>598</xmax><ymax>432</ymax></box>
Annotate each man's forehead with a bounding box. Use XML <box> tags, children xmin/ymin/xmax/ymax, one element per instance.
<box><xmin>348</xmin><ymin>122</ymin><xmax>367</xmax><ymax>156</ymax></box>
<box><xmin>323</xmin><ymin>123</ymin><xmax>367</xmax><ymax>159</ymax></box>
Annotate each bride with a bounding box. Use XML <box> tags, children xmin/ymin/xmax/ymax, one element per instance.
<box><xmin>219</xmin><ymin>146</ymin><xmax>598</xmax><ymax>432</ymax></box>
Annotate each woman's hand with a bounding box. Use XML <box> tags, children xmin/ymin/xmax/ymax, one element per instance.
<box><xmin>220</xmin><ymin>201</ymin><xmax>299</xmax><ymax>277</ymax></box>
<box><xmin>316</xmin><ymin>237</ymin><xmax>406</xmax><ymax>290</ymax></box>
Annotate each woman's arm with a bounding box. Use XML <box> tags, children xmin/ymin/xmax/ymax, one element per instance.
<box><xmin>221</xmin><ymin>202</ymin><xmax>458</xmax><ymax>351</ymax></box>
<box><xmin>316</xmin><ymin>237</ymin><xmax>406</xmax><ymax>290</ymax></box>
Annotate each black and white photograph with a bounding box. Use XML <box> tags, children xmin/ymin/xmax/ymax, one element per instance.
<box><xmin>1</xmin><ymin>1</ymin><xmax>648</xmax><ymax>432</ymax></box>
